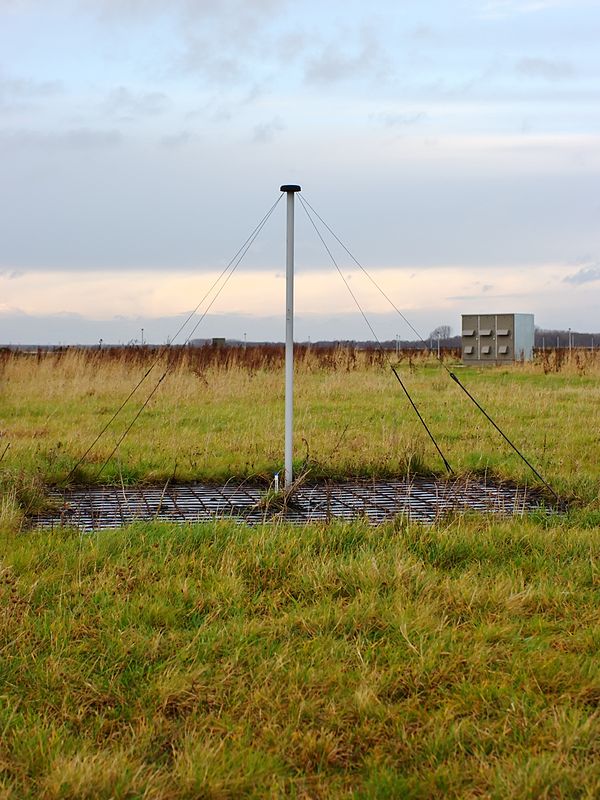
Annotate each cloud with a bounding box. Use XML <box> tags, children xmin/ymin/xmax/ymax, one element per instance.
<box><xmin>0</xmin><ymin>127</ymin><xmax>123</xmax><ymax>150</ymax></box>
<box><xmin>516</xmin><ymin>57</ymin><xmax>575</xmax><ymax>81</ymax></box>
<box><xmin>103</xmin><ymin>86</ymin><xmax>169</xmax><ymax>118</ymax></box>
<box><xmin>87</xmin><ymin>0</ymin><xmax>286</xmax><ymax>42</ymax></box>
<box><xmin>185</xmin><ymin>97</ymin><xmax>233</xmax><ymax>124</ymax></box>
<box><xmin>563</xmin><ymin>263</ymin><xmax>600</xmax><ymax>285</ymax></box>
<box><xmin>91</xmin><ymin>0</ymin><xmax>173</xmax><ymax>21</ymax></box>
<box><xmin>370</xmin><ymin>111</ymin><xmax>426</xmax><ymax>128</ymax></box>
<box><xmin>172</xmin><ymin>1</ymin><xmax>292</xmax><ymax>85</ymax></box>
<box><xmin>176</xmin><ymin>40</ymin><xmax>240</xmax><ymax>82</ymax></box>
<box><xmin>304</xmin><ymin>32</ymin><xmax>388</xmax><ymax>84</ymax></box>
<box><xmin>446</xmin><ymin>292</ymin><xmax>528</xmax><ymax>300</ymax></box>
<box><xmin>159</xmin><ymin>130</ymin><xmax>195</xmax><ymax>148</ymax></box>
<box><xmin>275</xmin><ymin>30</ymin><xmax>309</xmax><ymax>61</ymax></box>
<box><xmin>411</xmin><ymin>25</ymin><xmax>436</xmax><ymax>40</ymax></box>
<box><xmin>0</xmin><ymin>0</ymin><xmax>41</xmax><ymax>10</ymax></box>
<box><xmin>252</xmin><ymin>117</ymin><xmax>285</xmax><ymax>143</ymax></box>
<box><xmin>0</xmin><ymin>73</ymin><xmax>62</xmax><ymax>110</ymax></box>
<box><xmin>0</xmin><ymin>269</ymin><xmax>25</xmax><ymax>279</ymax></box>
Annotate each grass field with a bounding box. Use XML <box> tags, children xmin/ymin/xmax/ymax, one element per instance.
<box><xmin>1</xmin><ymin>345</ymin><xmax>600</xmax><ymax>509</ymax></box>
<box><xmin>1</xmin><ymin>346</ymin><xmax>599</xmax><ymax>797</ymax></box>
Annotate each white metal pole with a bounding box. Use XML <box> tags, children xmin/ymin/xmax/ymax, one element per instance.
<box><xmin>281</xmin><ymin>184</ymin><xmax>301</xmax><ymax>489</ymax></box>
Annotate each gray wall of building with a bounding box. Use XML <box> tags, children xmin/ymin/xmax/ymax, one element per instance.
<box><xmin>462</xmin><ymin>313</ymin><xmax>534</xmax><ymax>364</ymax></box>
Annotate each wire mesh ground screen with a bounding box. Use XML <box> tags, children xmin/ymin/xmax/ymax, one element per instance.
<box><xmin>33</xmin><ymin>477</ymin><xmax>555</xmax><ymax>532</ymax></box>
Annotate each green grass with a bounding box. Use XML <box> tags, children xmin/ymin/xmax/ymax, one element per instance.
<box><xmin>1</xmin><ymin>346</ymin><xmax>599</xmax><ymax>796</ymax></box>
<box><xmin>1</xmin><ymin>347</ymin><xmax>600</xmax><ymax>505</ymax></box>
<box><xmin>1</xmin><ymin>516</ymin><xmax>599</xmax><ymax>798</ymax></box>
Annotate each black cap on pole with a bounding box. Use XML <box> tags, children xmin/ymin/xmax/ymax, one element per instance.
<box><xmin>280</xmin><ymin>184</ymin><xmax>301</xmax><ymax>192</ymax></box>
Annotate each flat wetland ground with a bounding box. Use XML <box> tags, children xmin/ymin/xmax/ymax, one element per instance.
<box><xmin>0</xmin><ymin>346</ymin><xmax>599</xmax><ymax>798</ymax></box>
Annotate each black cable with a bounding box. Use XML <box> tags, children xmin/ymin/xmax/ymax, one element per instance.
<box><xmin>298</xmin><ymin>194</ymin><xmax>453</xmax><ymax>474</ymax></box>
<box><xmin>64</xmin><ymin>363</ymin><xmax>157</xmax><ymax>483</ymax></box>
<box><xmin>448</xmin><ymin>373</ymin><xmax>558</xmax><ymax>499</ymax></box>
<box><xmin>0</xmin><ymin>442</ymin><xmax>10</xmax><ymax>464</ymax></box>
<box><xmin>96</xmin><ymin>372</ymin><xmax>168</xmax><ymax>480</ymax></box>
<box><xmin>301</xmin><ymin>193</ymin><xmax>557</xmax><ymax>497</ymax></box>
<box><xmin>391</xmin><ymin>367</ymin><xmax>452</xmax><ymax>473</ymax></box>
<box><xmin>64</xmin><ymin>194</ymin><xmax>283</xmax><ymax>483</ymax></box>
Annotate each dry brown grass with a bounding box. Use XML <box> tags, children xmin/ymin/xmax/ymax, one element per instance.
<box><xmin>1</xmin><ymin>344</ymin><xmax>599</xmax><ymax>503</ymax></box>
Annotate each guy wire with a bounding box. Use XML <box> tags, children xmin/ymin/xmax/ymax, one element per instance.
<box><xmin>298</xmin><ymin>194</ymin><xmax>453</xmax><ymax>474</ymax></box>
<box><xmin>66</xmin><ymin>193</ymin><xmax>282</xmax><ymax>484</ymax></box>
<box><xmin>300</xmin><ymin>193</ymin><xmax>557</xmax><ymax>498</ymax></box>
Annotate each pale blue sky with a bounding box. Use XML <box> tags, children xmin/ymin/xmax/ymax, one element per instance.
<box><xmin>1</xmin><ymin>0</ymin><xmax>599</xmax><ymax>343</ymax></box>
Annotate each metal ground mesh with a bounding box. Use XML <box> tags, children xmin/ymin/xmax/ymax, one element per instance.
<box><xmin>31</xmin><ymin>477</ymin><xmax>554</xmax><ymax>532</ymax></box>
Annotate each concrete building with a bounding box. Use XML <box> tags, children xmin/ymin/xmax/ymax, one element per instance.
<box><xmin>462</xmin><ymin>313</ymin><xmax>534</xmax><ymax>364</ymax></box>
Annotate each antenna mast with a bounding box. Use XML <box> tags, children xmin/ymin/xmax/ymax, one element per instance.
<box><xmin>280</xmin><ymin>184</ymin><xmax>301</xmax><ymax>489</ymax></box>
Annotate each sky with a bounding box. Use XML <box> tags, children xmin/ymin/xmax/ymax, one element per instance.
<box><xmin>1</xmin><ymin>0</ymin><xmax>599</xmax><ymax>344</ymax></box>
